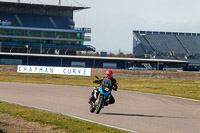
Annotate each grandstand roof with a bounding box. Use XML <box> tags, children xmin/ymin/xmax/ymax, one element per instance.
<box><xmin>0</xmin><ymin>26</ymin><xmax>85</xmax><ymax>33</ymax></box>
<box><xmin>133</xmin><ymin>30</ymin><xmax>200</xmax><ymax>36</ymax></box>
<box><xmin>0</xmin><ymin>1</ymin><xmax>89</xmax><ymax>12</ymax></box>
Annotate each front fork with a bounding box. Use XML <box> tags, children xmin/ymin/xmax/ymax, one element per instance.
<box><xmin>95</xmin><ymin>93</ymin><xmax>101</xmax><ymax>106</ymax></box>
<box><xmin>95</xmin><ymin>94</ymin><xmax>110</xmax><ymax>108</ymax></box>
<box><xmin>93</xmin><ymin>87</ymin><xmax>110</xmax><ymax>107</ymax></box>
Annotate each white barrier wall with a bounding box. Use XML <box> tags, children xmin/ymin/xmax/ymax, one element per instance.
<box><xmin>17</xmin><ymin>65</ymin><xmax>91</xmax><ymax>76</ymax></box>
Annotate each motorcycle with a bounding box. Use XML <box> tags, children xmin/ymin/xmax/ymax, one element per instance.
<box><xmin>90</xmin><ymin>76</ymin><xmax>114</xmax><ymax>114</ymax></box>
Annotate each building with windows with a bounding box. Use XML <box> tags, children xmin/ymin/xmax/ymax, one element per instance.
<box><xmin>0</xmin><ymin>1</ymin><xmax>95</xmax><ymax>55</ymax></box>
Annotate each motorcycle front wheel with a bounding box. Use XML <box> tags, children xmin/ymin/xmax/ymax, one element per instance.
<box><xmin>95</xmin><ymin>96</ymin><xmax>104</xmax><ymax>114</ymax></box>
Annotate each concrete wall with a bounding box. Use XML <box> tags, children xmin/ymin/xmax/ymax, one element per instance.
<box><xmin>1</xmin><ymin>65</ymin><xmax>200</xmax><ymax>80</ymax></box>
<box><xmin>0</xmin><ymin>65</ymin><xmax>17</xmax><ymax>72</ymax></box>
<box><xmin>0</xmin><ymin>54</ymin><xmax>132</xmax><ymax>69</ymax></box>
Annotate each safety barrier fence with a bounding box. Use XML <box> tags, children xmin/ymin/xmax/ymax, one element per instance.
<box><xmin>1</xmin><ymin>65</ymin><xmax>200</xmax><ymax>80</ymax></box>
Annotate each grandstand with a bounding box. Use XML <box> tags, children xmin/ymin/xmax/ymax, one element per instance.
<box><xmin>133</xmin><ymin>30</ymin><xmax>200</xmax><ymax>70</ymax></box>
<box><xmin>0</xmin><ymin>1</ymin><xmax>95</xmax><ymax>55</ymax></box>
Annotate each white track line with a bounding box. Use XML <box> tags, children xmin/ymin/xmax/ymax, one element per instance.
<box><xmin>0</xmin><ymin>99</ymin><xmax>138</xmax><ymax>133</ymax></box>
<box><xmin>119</xmin><ymin>90</ymin><xmax>200</xmax><ymax>103</ymax></box>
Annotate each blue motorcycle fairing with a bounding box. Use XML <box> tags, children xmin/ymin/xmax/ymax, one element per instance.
<box><xmin>98</xmin><ymin>87</ymin><xmax>110</xmax><ymax>96</ymax></box>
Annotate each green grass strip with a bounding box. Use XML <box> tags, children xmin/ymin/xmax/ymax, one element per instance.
<box><xmin>0</xmin><ymin>101</ymin><xmax>127</xmax><ymax>133</ymax></box>
<box><xmin>0</xmin><ymin>72</ymin><xmax>200</xmax><ymax>100</ymax></box>
<box><xmin>0</xmin><ymin>71</ymin><xmax>199</xmax><ymax>132</ymax></box>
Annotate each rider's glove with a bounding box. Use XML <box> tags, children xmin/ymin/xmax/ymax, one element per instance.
<box><xmin>93</xmin><ymin>80</ymin><xmax>99</xmax><ymax>83</ymax></box>
<box><xmin>113</xmin><ymin>85</ymin><xmax>118</xmax><ymax>91</ymax></box>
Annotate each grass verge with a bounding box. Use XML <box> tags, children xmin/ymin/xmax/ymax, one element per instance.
<box><xmin>0</xmin><ymin>72</ymin><xmax>200</xmax><ymax>100</ymax></box>
<box><xmin>0</xmin><ymin>101</ymin><xmax>127</xmax><ymax>133</ymax></box>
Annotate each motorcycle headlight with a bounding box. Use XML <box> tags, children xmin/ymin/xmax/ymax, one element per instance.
<box><xmin>103</xmin><ymin>87</ymin><xmax>109</xmax><ymax>92</ymax></box>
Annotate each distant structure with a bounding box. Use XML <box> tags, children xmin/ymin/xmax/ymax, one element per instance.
<box><xmin>0</xmin><ymin>2</ymin><xmax>190</xmax><ymax>69</ymax></box>
<box><xmin>133</xmin><ymin>30</ymin><xmax>200</xmax><ymax>71</ymax></box>
<box><xmin>0</xmin><ymin>1</ymin><xmax>95</xmax><ymax>55</ymax></box>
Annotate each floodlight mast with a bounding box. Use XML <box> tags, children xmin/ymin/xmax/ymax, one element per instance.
<box><xmin>58</xmin><ymin>0</ymin><xmax>61</xmax><ymax>6</ymax></box>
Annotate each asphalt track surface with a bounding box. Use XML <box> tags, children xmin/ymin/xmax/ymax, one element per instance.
<box><xmin>0</xmin><ymin>82</ymin><xmax>200</xmax><ymax>133</ymax></box>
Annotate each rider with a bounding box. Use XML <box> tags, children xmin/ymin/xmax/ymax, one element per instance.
<box><xmin>89</xmin><ymin>69</ymin><xmax>118</xmax><ymax>105</ymax></box>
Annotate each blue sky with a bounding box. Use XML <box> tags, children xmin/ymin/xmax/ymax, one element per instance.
<box><xmin>3</xmin><ymin>0</ymin><xmax>200</xmax><ymax>53</ymax></box>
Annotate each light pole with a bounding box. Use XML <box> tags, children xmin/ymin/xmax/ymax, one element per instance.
<box><xmin>25</xmin><ymin>45</ymin><xmax>29</xmax><ymax>54</ymax></box>
<box><xmin>25</xmin><ymin>45</ymin><xmax>29</xmax><ymax>65</ymax></box>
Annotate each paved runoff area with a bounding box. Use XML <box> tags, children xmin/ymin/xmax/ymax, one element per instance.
<box><xmin>0</xmin><ymin>82</ymin><xmax>200</xmax><ymax>133</ymax></box>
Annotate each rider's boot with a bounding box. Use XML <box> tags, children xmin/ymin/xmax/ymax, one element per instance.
<box><xmin>104</xmin><ymin>101</ymin><xmax>109</xmax><ymax>106</ymax></box>
<box><xmin>104</xmin><ymin>98</ymin><xmax>110</xmax><ymax>106</ymax></box>
<box><xmin>88</xmin><ymin>92</ymin><xmax>95</xmax><ymax>104</ymax></box>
